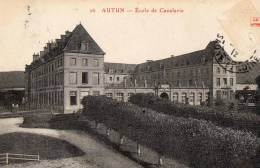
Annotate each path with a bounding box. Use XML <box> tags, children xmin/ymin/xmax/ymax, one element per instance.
<box><xmin>0</xmin><ymin>117</ymin><xmax>143</xmax><ymax>168</ymax></box>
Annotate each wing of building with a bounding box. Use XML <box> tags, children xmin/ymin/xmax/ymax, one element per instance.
<box><xmin>23</xmin><ymin>24</ymin><xmax>253</xmax><ymax>113</ymax></box>
<box><xmin>25</xmin><ymin>24</ymin><xmax>105</xmax><ymax>113</ymax></box>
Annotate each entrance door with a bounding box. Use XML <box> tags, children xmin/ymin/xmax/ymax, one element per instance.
<box><xmin>160</xmin><ymin>92</ymin><xmax>169</xmax><ymax>99</ymax></box>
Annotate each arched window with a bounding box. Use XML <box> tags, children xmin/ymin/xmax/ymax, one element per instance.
<box><xmin>181</xmin><ymin>92</ymin><xmax>187</xmax><ymax>104</ymax></box>
<box><xmin>172</xmin><ymin>92</ymin><xmax>179</xmax><ymax>103</ymax></box>
<box><xmin>197</xmin><ymin>92</ymin><xmax>202</xmax><ymax>105</ymax></box>
<box><xmin>189</xmin><ymin>92</ymin><xmax>195</xmax><ymax>105</ymax></box>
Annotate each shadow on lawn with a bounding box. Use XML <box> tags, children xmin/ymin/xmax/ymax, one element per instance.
<box><xmin>0</xmin><ymin>132</ymin><xmax>85</xmax><ymax>164</ymax></box>
<box><xmin>49</xmin><ymin>117</ymin><xmax>158</xmax><ymax>168</ymax></box>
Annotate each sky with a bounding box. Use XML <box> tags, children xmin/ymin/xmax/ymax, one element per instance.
<box><xmin>0</xmin><ymin>0</ymin><xmax>259</xmax><ymax>71</ymax></box>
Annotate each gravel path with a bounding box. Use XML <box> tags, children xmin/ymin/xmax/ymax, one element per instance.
<box><xmin>0</xmin><ymin>117</ymin><xmax>143</xmax><ymax>168</ymax></box>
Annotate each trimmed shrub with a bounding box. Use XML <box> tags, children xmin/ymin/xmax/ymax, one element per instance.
<box><xmin>129</xmin><ymin>93</ymin><xmax>260</xmax><ymax>134</ymax></box>
<box><xmin>82</xmin><ymin>95</ymin><xmax>260</xmax><ymax>168</ymax></box>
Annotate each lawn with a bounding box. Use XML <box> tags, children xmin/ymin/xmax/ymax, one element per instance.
<box><xmin>0</xmin><ymin>132</ymin><xmax>84</xmax><ymax>163</ymax></box>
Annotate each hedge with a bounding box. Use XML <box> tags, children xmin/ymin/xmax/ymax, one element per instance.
<box><xmin>129</xmin><ymin>93</ymin><xmax>260</xmax><ymax>134</ymax></box>
<box><xmin>82</xmin><ymin>95</ymin><xmax>260</xmax><ymax>168</ymax></box>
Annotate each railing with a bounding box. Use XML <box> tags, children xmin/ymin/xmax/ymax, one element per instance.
<box><xmin>0</xmin><ymin>153</ymin><xmax>40</xmax><ymax>164</ymax></box>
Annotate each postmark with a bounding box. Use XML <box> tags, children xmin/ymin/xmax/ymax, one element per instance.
<box><xmin>214</xmin><ymin>33</ymin><xmax>259</xmax><ymax>73</ymax></box>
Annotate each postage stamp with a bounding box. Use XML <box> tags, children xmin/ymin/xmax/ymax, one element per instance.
<box><xmin>251</xmin><ymin>16</ymin><xmax>260</xmax><ymax>27</ymax></box>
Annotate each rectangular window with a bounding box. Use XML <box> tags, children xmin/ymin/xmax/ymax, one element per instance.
<box><xmin>82</xmin><ymin>58</ymin><xmax>88</xmax><ymax>66</ymax></box>
<box><xmin>69</xmin><ymin>72</ymin><xmax>77</xmax><ymax>84</ymax></box>
<box><xmin>93</xmin><ymin>59</ymin><xmax>99</xmax><ymax>67</ymax></box>
<box><xmin>70</xmin><ymin>91</ymin><xmax>77</xmax><ymax>105</ymax></box>
<box><xmin>230</xmin><ymin>78</ymin><xmax>233</xmax><ymax>86</ymax></box>
<box><xmin>223</xmin><ymin>78</ymin><xmax>227</xmax><ymax>85</ymax></box>
<box><xmin>82</xmin><ymin>72</ymin><xmax>88</xmax><ymax>84</ymax></box>
<box><xmin>189</xmin><ymin>80</ymin><xmax>193</xmax><ymax>86</ymax></box>
<box><xmin>217</xmin><ymin>67</ymin><xmax>220</xmax><ymax>73</ymax></box>
<box><xmin>116</xmin><ymin>93</ymin><xmax>124</xmax><ymax>102</ymax></box>
<box><xmin>70</xmin><ymin>58</ymin><xmax>76</xmax><ymax>65</ymax></box>
<box><xmin>109</xmin><ymin>76</ymin><xmax>113</xmax><ymax>81</ymax></box>
<box><xmin>217</xmin><ymin>78</ymin><xmax>220</xmax><ymax>86</ymax></box>
<box><xmin>223</xmin><ymin>68</ymin><xmax>226</xmax><ymax>74</ymax></box>
<box><xmin>106</xmin><ymin>93</ymin><xmax>113</xmax><ymax>98</ymax></box>
<box><xmin>116</xmin><ymin>76</ymin><xmax>120</xmax><ymax>81</ymax></box>
<box><xmin>92</xmin><ymin>72</ymin><xmax>100</xmax><ymax>85</ymax></box>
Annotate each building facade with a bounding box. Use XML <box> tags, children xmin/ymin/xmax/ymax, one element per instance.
<box><xmin>25</xmin><ymin>24</ymin><xmax>105</xmax><ymax>113</ymax></box>
<box><xmin>25</xmin><ymin>24</ymin><xmax>238</xmax><ymax>113</ymax></box>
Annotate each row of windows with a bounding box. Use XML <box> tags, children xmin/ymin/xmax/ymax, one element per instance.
<box><xmin>216</xmin><ymin>66</ymin><xmax>234</xmax><ymax>74</ymax></box>
<box><xmin>69</xmin><ymin>72</ymin><xmax>100</xmax><ymax>85</ymax></box>
<box><xmin>136</xmin><ymin>67</ymin><xmax>210</xmax><ymax>82</ymax></box>
<box><xmin>69</xmin><ymin>90</ymin><xmax>100</xmax><ymax>106</ymax></box>
<box><xmin>172</xmin><ymin>92</ymin><xmax>209</xmax><ymax>105</ymax></box>
<box><xmin>104</xmin><ymin>92</ymin><xmax>207</xmax><ymax>105</ymax></box>
<box><xmin>70</xmin><ymin>57</ymin><xmax>99</xmax><ymax>67</ymax></box>
<box><xmin>31</xmin><ymin>72</ymin><xmax>64</xmax><ymax>89</ymax></box>
<box><xmin>108</xmin><ymin>76</ymin><xmax>127</xmax><ymax>82</ymax></box>
<box><xmin>107</xmin><ymin>69</ymin><xmax>125</xmax><ymax>73</ymax></box>
<box><xmin>105</xmin><ymin>92</ymin><xmax>134</xmax><ymax>101</ymax></box>
<box><xmin>31</xmin><ymin>58</ymin><xmax>63</xmax><ymax>79</ymax></box>
<box><xmin>30</xmin><ymin>91</ymin><xmax>63</xmax><ymax>106</ymax></box>
<box><xmin>216</xmin><ymin>78</ymin><xmax>234</xmax><ymax>87</ymax></box>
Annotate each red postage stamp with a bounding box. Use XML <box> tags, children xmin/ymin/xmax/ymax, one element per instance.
<box><xmin>251</xmin><ymin>17</ymin><xmax>260</xmax><ymax>27</ymax></box>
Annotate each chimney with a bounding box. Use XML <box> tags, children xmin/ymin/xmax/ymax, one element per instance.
<box><xmin>43</xmin><ymin>46</ymin><xmax>48</xmax><ymax>54</ymax></box>
<box><xmin>39</xmin><ymin>51</ymin><xmax>44</xmax><ymax>57</ymax></box>
<box><xmin>65</xmin><ymin>31</ymin><xmax>71</xmax><ymax>36</ymax></box>
<box><xmin>60</xmin><ymin>35</ymin><xmax>66</xmax><ymax>41</ymax></box>
<box><xmin>47</xmin><ymin>42</ymin><xmax>51</xmax><ymax>52</ymax></box>
<box><xmin>33</xmin><ymin>53</ymin><xmax>39</xmax><ymax>61</ymax></box>
<box><xmin>51</xmin><ymin>42</ymin><xmax>56</xmax><ymax>49</ymax></box>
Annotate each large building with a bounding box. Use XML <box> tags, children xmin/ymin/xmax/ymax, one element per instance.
<box><xmin>104</xmin><ymin>41</ymin><xmax>237</xmax><ymax>105</ymax></box>
<box><xmin>25</xmin><ymin>24</ymin><xmax>240</xmax><ymax>113</ymax></box>
<box><xmin>25</xmin><ymin>24</ymin><xmax>105</xmax><ymax>113</ymax></box>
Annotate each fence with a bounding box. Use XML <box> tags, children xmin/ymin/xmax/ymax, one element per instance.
<box><xmin>0</xmin><ymin>153</ymin><xmax>40</xmax><ymax>164</ymax></box>
<box><xmin>0</xmin><ymin>105</ymin><xmax>29</xmax><ymax>113</ymax></box>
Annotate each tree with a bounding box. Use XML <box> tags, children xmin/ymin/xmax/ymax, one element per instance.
<box><xmin>256</xmin><ymin>75</ymin><xmax>260</xmax><ymax>89</ymax></box>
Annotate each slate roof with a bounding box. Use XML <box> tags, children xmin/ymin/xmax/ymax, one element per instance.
<box><xmin>134</xmin><ymin>41</ymin><xmax>217</xmax><ymax>73</ymax></box>
<box><xmin>0</xmin><ymin>71</ymin><xmax>25</xmax><ymax>89</ymax></box>
<box><xmin>104</xmin><ymin>62</ymin><xmax>137</xmax><ymax>74</ymax></box>
<box><xmin>28</xmin><ymin>24</ymin><xmax>105</xmax><ymax>70</ymax></box>
<box><xmin>64</xmin><ymin>24</ymin><xmax>105</xmax><ymax>54</ymax></box>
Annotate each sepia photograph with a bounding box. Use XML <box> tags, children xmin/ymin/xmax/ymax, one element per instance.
<box><xmin>0</xmin><ymin>0</ymin><xmax>260</xmax><ymax>167</ymax></box>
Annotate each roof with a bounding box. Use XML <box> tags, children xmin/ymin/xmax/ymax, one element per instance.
<box><xmin>0</xmin><ymin>71</ymin><xmax>25</xmax><ymax>90</ymax></box>
<box><xmin>236</xmin><ymin>63</ymin><xmax>260</xmax><ymax>84</ymax></box>
<box><xmin>134</xmin><ymin>41</ymin><xmax>217</xmax><ymax>73</ymax></box>
<box><xmin>64</xmin><ymin>24</ymin><xmax>105</xmax><ymax>55</ymax></box>
<box><xmin>28</xmin><ymin>24</ymin><xmax>105</xmax><ymax>70</ymax></box>
<box><xmin>104</xmin><ymin>62</ymin><xmax>137</xmax><ymax>74</ymax></box>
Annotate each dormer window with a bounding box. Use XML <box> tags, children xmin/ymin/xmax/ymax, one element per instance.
<box><xmin>160</xmin><ymin>63</ymin><xmax>164</xmax><ymax>69</ymax></box>
<box><xmin>201</xmin><ymin>56</ymin><xmax>206</xmax><ymax>63</ymax></box>
<box><xmin>80</xmin><ymin>41</ymin><xmax>88</xmax><ymax>51</ymax></box>
<box><xmin>109</xmin><ymin>69</ymin><xmax>114</xmax><ymax>73</ymax></box>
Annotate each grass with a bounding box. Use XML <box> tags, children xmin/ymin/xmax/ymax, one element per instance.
<box><xmin>0</xmin><ymin>132</ymin><xmax>85</xmax><ymax>163</ymax></box>
<box><xmin>22</xmin><ymin>113</ymin><xmax>189</xmax><ymax>168</ymax></box>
